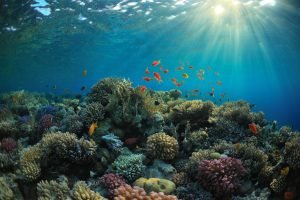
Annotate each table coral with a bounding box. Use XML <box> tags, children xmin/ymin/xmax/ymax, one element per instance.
<box><xmin>146</xmin><ymin>132</ymin><xmax>179</xmax><ymax>160</ymax></box>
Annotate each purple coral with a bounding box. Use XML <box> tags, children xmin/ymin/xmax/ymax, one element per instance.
<box><xmin>99</xmin><ymin>173</ymin><xmax>126</xmax><ymax>195</ymax></box>
<box><xmin>198</xmin><ymin>157</ymin><xmax>247</xmax><ymax>198</ymax></box>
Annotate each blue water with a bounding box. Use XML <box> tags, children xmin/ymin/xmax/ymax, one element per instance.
<box><xmin>0</xmin><ymin>0</ymin><xmax>300</xmax><ymax>129</ymax></box>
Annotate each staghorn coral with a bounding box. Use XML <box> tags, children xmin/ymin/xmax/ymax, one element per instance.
<box><xmin>99</xmin><ymin>173</ymin><xmax>126</xmax><ymax>196</ymax></box>
<box><xmin>147</xmin><ymin>132</ymin><xmax>178</xmax><ymax>160</ymax></box>
<box><xmin>72</xmin><ymin>181</ymin><xmax>105</xmax><ymax>200</ymax></box>
<box><xmin>110</xmin><ymin>152</ymin><xmax>145</xmax><ymax>182</ymax></box>
<box><xmin>284</xmin><ymin>136</ymin><xmax>300</xmax><ymax>170</ymax></box>
<box><xmin>198</xmin><ymin>157</ymin><xmax>247</xmax><ymax>198</ymax></box>
<box><xmin>113</xmin><ymin>184</ymin><xmax>178</xmax><ymax>200</ymax></box>
<box><xmin>166</xmin><ymin>100</ymin><xmax>215</xmax><ymax>127</ymax></box>
<box><xmin>0</xmin><ymin>176</ymin><xmax>14</xmax><ymax>200</ymax></box>
<box><xmin>37</xmin><ymin>179</ymin><xmax>70</xmax><ymax>200</ymax></box>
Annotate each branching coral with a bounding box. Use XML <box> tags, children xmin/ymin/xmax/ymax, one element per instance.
<box><xmin>284</xmin><ymin>136</ymin><xmax>300</xmax><ymax>170</ymax></box>
<box><xmin>198</xmin><ymin>157</ymin><xmax>247</xmax><ymax>198</ymax></box>
<box><xmin>60</xmin><ymin>114</ymin><xmax>83</xmax><ymax>134</ymax></box>
<box><xmin>72</xmin><ymin>181</ymin><xmax>106</xmax><ymax>200</ymax></box>
<box><xmin>20</xmin><ymin>145</ymin><xmax>42</xmax><ymax>181</ymax></box>
<box><xmin>146</xmin><ymin>132</ymin><xmax>179</xmax><ymax>160</ymax></box>
<box><xmin>99</xmin><ymin>173</ymin><xmax>126</xmax><ymax>195</ymax></box>
<box><xmin>0</xmin><ymin>176</ymin><xmax>14</xmax><ymax>200</ymax></box>
<box><xmin>113</xmin><ymin>184</ymin><xmax>178</xmax><ymax>200</ymax></box>
<box><xmin>1</xmin><ymin>138</ymin><xmax>17</xmax><ymax>152</ymax></box>
<box><xmin>186</xmin><ymin>130</ymin><xmax>208</xmax><ymax>146</ymax></box>
<box><xmin>270</xmin><ymin>175</ymin><xmax>287</xmax><ymax>193</ymax></box>
<box><xmin>81</xmin><ymin>102</ymin><xmax>105</xmax><ymax>126</ymax></box>
<box><xmin>166</xmin><ymin>100</ymin><xmax>215</xmax><ymax>127</ymax></box>
<box><xmin>37</xmin><ymin>179</ymin><xmax>70</xmax><ymax>200</ymax></box>
<box><xmin>110</xmin><ymin>152</ymin><xmax>145</xmax><ymax>182</ymax></box>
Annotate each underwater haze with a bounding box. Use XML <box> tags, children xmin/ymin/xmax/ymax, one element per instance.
<box><xmin>2</xmin><ymin>1</ymin><xmax>300</xmax><ymax>200</ymax></box>
<box><xmin>1</xmin><ymin>0</ymin><xmax>300</xmax><ymax>128</ymax></box>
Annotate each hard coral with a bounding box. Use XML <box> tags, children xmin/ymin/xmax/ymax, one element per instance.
<box><xmin>284</xmin><ymin>136</ymin><xmax>300</xmax><ymax>169</ymax></box>
<box><xmin>113</xmin><ymin>184</ymin><xmax>178</xmax><ymax>200</ymax></box>
<box><xmin>99</xmin><ymin>173</ymin><xmax>126</xmax><ymax>195</ymax></box>
<box><xmin>133</xmin><ymin>177</ymin><xmax>176</xmax><ymax>194</ymax></box>
<box><xmin>37</xmin><ymin>179</ymin><xmax>70</xmax><ymax>200</ymax></box>
<box><xmin>147</xmin><ymin>132</ymin><xmax>179</xmax><ymax>160</ymax></box>
<box><xmin>1</xmin><ymin>138</ymin><xmax>17</xmax><ymax>152</ymax></box>
<box><xmin>38</xmin><ymin>114</ymin><xmax>56</xmax><ymax>132</ymax></box>
<box><xmin>0</xmin><ymin>176</ymin><xmax>14</xmax><ymax>200</ymax></box>
<box><xmin>198</xmin><ymin>157</ymin><xmax>247</xmax><ymax>198</ymax></box>
<box><xmin>20</xmin><ymin>145</ymin><xmax>42</xmax><ymax>181</ymax></box>
<box><xmin>81</xmin><ymin>102</ymin><xmax>105</xmax><ymax>126</ymax></box>
<box><xmin>72</xmin><ymin>181</ymin><xmax>106</xmax><ymax>200</ymax></box>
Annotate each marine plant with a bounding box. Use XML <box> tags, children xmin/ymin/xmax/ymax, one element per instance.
<box><xmin>198</xmin><ymin>157</ymin><xmax>247</xmax><ymax>198</ymax></box>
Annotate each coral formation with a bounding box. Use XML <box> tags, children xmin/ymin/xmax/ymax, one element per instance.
<box><xmin>198</xmin><ymin>157</ymin><xmax>247</xmax><ymax>198</ymax></box>
<box><xmin>284</xmin><ymin>136</ymin><xmax>300</xmax><ymax>169</ymax></box>
<box><xmin>72</xmin><ymin>181</ymin><xmax>106</xmax><ymax>200</ymax></box>
<box><xmin>146</xmin><ymin>132</ymin><xmax>179</xmax><ymax>160</ymax></box>
<box><xmin>99</xmin><ymin>173</ymin><xmax>126</xmax><ymax>195</ymax></box>
<box><xmin>133</xmin><ymin>177</ymin><xmax>176</xmax><ymax>194</ymax></box>
<box><xmin>113</xmin><ymin>184</ymin><xmax>177</xmax><ymax>200</ymax></box>
<box><xmin>0</xmin><ymin>176</ymin><xmax>14</xmax><ymax>200</ymax></box>
<box><xmin>37</xmin><ymin>179</ymin><xmax>69</xmax><ymax>200</ymax></box>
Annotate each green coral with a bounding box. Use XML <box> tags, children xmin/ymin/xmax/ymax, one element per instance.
<box><xmin>37</xmin><ymin>179</ymin><xmax>70</xmax><ymax>200</ymax></box>
<box><xmin>0</xmin><ymin>177</ymin><xmax>14</xmax><ymax>200</ymax></box>
<box><xmin>111</xmin><ymin>152</ymin><xmax>145</xmax><ymax>182</ymax></box>
<box><xmin>147</xmin><ymin>132</ymin><xmax>179</xmax><ymax>160</ymax></box>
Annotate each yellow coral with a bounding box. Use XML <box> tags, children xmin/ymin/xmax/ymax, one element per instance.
<box><xmin>20</xmin><ymin>145</ymin><xmax>42</xmax><ymax>181</ymax></box>
<box><xmin>72</xmin><ymin>181</ymin><xmax>105</xmax><ymax>200</ymax></box>
<box><xmin>134</xmin><ymin>178</ymin><xmax>176</xmax><ymax>194</ymax></box>
<box><xmin>37</xmin><ymin>179</ymin><xmax>70</xmax><ymax>200</ymax></box>
<box><xmin>147</xmin><ymin>132</ymin><xmax>179</xmax><ymax>160</ymax></box>
<box><xmin>0</xmin><ymin>177</ymin><xmax>14</xmax><ymax>200</ymax></box>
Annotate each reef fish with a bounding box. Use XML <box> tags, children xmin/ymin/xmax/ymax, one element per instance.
<box><xmin>163</xmin><ymin>69</ymin><xmax>169</xmax><ymax>74</ymax></box>
<box><xmin>145</xmin><ymin>67</ymin><xmax>149</xmax><ymax>74</ymax></box>
<box><xmin>216</xmin><ymin>80</ymin><xmax>223</xmax><ymax>86</ymax></box>
<box><xmin>143</xmin><ymin>77</ymin><xmax>153</xmax><ymax>81</ymax></box>
<box><xmin>140</xmin><ymin>86</ymin><xmax>147</xmax><ymax>93</ymax></box>
<box><xmin>82</xmin><ymin>69</ymin><xmax>88</xmax><ymax>76</ymax></box>
<box><xmin>81</xmin><ymin>86</ymin><xmax>86</xmax><ymax>91</ymax></box>
<box><xmin>153</xmin><ymin>72</ymin><xmax>162</xmax><ymax>83</ymax></box>
<box><xmin>284</xmin><ymin>191</ymin><xmax>295</xmax><ymax>200</ymax></box>
<box><xmin>88</xmin><ymin>122</ymin><xmax>97</xmax><ymax>136</ymax></box>
<box><xmin>248</xmin><ymin>123</ymin><xmax>258</xmax><ymax>135</ymax></box>
<box><xmin>152</xmin><ymin>60</ymin><xmax>160</xmax><ymax>66</ymax></box>
<box><xmin>182</xmin><ymin>73</ymin><xmax>189</xmax><ymax>79</ymax></box>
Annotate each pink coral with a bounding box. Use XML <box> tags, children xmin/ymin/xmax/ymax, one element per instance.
<box><xmin>198</xmin><ymin>157</ymin><xmax>247</xmax><ymax>198</ymax></box>
<box><xmin>114</xmin><ymin>184</ymin><xmax>178</xmax><ymax>200</ymax></box>
<box><xmin>99</xmin><ymin>173</ymin><xmax>126</xmax><ymax>195</ymax></box>
<box><xmin>1</xmin><ymin>137</ymin><xmax>17</xmax><ymax>152</ymax></box>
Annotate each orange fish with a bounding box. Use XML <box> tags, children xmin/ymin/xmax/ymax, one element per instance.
<box><xmin>145</xmin><ymin>67</ymin><xmax>149</xmax><ymax>74</ymax></box>
<box><xmin>171</xmin><ymin>78</ymin><xmax>177</xmax><ymax>83</ymax></box>
<box><xmin>152</xmin><ymin>60</ymin><xmax>160</xmax><ymax>66</ymax></box>
<box><xmin>163</xmin><ymin>69</ymin><xmax>169</xmax><ymax>74</ymax></box>
<box><xmin>153</xmin><ymin>72</ymin><xmax>162</xmax><ymax>83</ymax></box>
<box><xmin>140</xmin><ymin>86</ymin><xmax>146</xmax><ymax>93</ymax></box>
<box><xmin>176</xmin><ymin>83</ymin><xmax>181</xmax><ymax>87</ymax></box>
<box><xmin>88</xmin><ymin>122</ymin><xmax>97</xmax><ymax>136</ymax></box>
<box><xmin>143</xmin><ymin>77</ymin><xmax>152</xmax><ymax>81</ymax></box>
<box><xmin>248</xmin><ymin>123</ymin><xmax>258</xmax><ymax>135</ymax></box>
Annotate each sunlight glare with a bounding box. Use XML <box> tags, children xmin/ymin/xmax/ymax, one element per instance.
<box><xmin>214</xmin><ymin>5</ymin><xmax>225</xmax><ymax>16</ymax></box>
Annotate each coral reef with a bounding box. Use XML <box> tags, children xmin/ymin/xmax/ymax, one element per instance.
<box><xmin>72</xmin><ymin>181</ymin><xmax>106</xmax><ymax>200</ymax></box>
<box><xmin>146</xmin><ymin>132</ymin><xmax>179</xmax><ymax>160</ymax></box>
<box><xmin>284</xmin><ymin>136</ymin><xmax>300</xmax><ymax>170</ymax></box>
<box><xmin>198</xmin><ymin>157</ymin><xmax>247</xmax><ymax>198</ymax></box>
<box><xmin>133</xmin><ymin>177</ymin><xmax>176</xmax><ymax>194</ymax></box>
<box><xmin>99</xmin><ymin>173</ymin><xmax>126</xmax><ymax>195</ymax></box>
<box><xmin>113</xmin><ymin>184</ymin><xmax>177</xmax><ymax>200</ymax></box>
<box><xmin>0</xmin><ymin>176</ymin><xmax>14</xmax><ymax>200</ymax></box>
<box><xmin>37</xmin><ymin>179</ymin><xmax>69</xmax><ymax>200</ymax></box>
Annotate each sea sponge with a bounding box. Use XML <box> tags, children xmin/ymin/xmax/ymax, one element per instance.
<box><xmin>37</xmin><ymin>179</ymin><xmax>70</xmax><ymax>200</ymax></box>
<box><xmin>284</xmin><ymin>136</ymin><xmax>300</xmax><ymax>170</ymax></box>
<box><xmin>20</xmin><ymin>145</ymin><xmax>42</xmax><ymax>181</ymax></box>
<box><xmin>111</xmin><ymin>152</ymin><xmax>145</xmax><ymax>182</ymax></box>
<box><xmin>0</xmin><ymin>176</ymin><xmax>14</xmax><ymax>200</ymax></box>
<box><xmin>113</xmin><ymin>184</ymin><xmax>178</xmax><ymax>200</ymax></box>
<box><xmin>72</xmin><ymin>181</ymin><xmax>105</xmax><ymax>200</ymax></box>
<box><xmin>99</xmin><ymin>173</ymin><xmax>126</xmax><ymax>195</ymax></box>
<box><xmin>146</xmin><ymin>132</ymin><xmax>179</xmax><ymax>160</ymax></box>
<box><xmin>167</xmin><ymin>100</ymin><xmax>215</xmax><ymax>127</ymax></box>
<box><xmin>198</xmin><ymin>157</ymin><xmax>247</xmax><ymax>198</ymax></box>
<box><xmin>133</xmin><ymin>178</ymin><xmax>176</xmax><ymax>194</ymax></box>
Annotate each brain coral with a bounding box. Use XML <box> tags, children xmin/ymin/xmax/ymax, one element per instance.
<box><xmin>114</xmin><ymin>184</ymin><xmax>178</xmax><ymax>200</ymax></box>
<box><xmin>133</xmin><ymin>177</ymin><xmax>176</xmax><ymax>194</ymax></box>
<box><xmin>198</xmin><ymin>157</ymin><xmax>247</xmax><ymax>198</ymax></box>
<box><xmin>147</xmin><ymin>132</ymin><xmax>179</xmax><ymax>160</ymax></box>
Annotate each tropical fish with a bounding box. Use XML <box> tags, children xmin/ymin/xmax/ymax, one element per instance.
<box><xmin>208</xmin><ymin>87</ymin><xmax>215</xmax><ymax>97</ymax></box>
<box><xmin>192</xmin><ymin>89</ymin><xmax>199</xmax><ymax>92</ymax></box>
<box><xmin>145</xmin><ymin>67</ymin><xmax>149</xmax><ymax>74</ymax></box>
<box><xmin>217</xmin><ymin>80</ymin><xmax>223</xmax><ymax>85</ymax></box>
<box><xmin>152</xmin><ymin>60</ymin><xmax>160</xmax><ymax>66</ymax></box>
<box><xmin>88</xmin><ymin>122</ymin><xmax>97</xmax><ymax>136</ymax></box>
<box><xmin>248</xmin><ymin>123</ymin><xmax>258</xmax><ymax>135</ymax></box>
<box><xmin>281</xmin><ymin>167</ymin><xmax>289</xmax><ymax>176</ymax></box>
<box><xmin>188</xmin><ymin>66</ymin><xmax>193</xmax><ymax>69</ymax></box>
<box><xmin>176</xmin><ymin>66</ymin><xmax>184</xmax><ymax>70</ymax></box>
<box><xmin>52</xmin><ymin>85</ymin><xmax>57</xmax><ymax>90</ymax></box>
<box><xmin>82</xmin><ymin>69</ymin><xmax>88</xmax><ymax>76</ymax></box>
<box><xmin>154</xmin><ymin>100</ymin><xmax>160</xmax><ymax>106</ymax></box>
<box><xmin>221</xmin><ymin>93</ymin><xmax>226</xmax><ymax>98</ymax></box>
<box><xmin>171</xmin><ymin>78</ymin><xmax>177</xmax><ymax>83</ymax></box>
<box><xmin>81</xmin><ymin>86</ymin><xmax>86</xmax><ymax>91</ymax></box>
<box><xmin>143</xmin><ymin>77</ymin><xmax>153</xmax><ymax>81</ymax></box>
<box><xmin>140</xmin><ymin>86</ymin><xmax>146</xmax><ymax>93</ymax></box>
<box><xmin>182</xmin><ymin>73</ymin><xmax>189</xmax><ymax>79</ymax></box>
<box><xmin>153</xmin><ymin>72</ymin><xmax>162</xmax><ymax>83</ymax></box>
<box><xmin>163</xmin><ymin>69</ymin><xmax>169</xmax><ymax>74</ymax></box>
<box><xmin>176</xmin><ymin>83</ymin><xmax>181</xmax><ymax>87</ymax></box>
